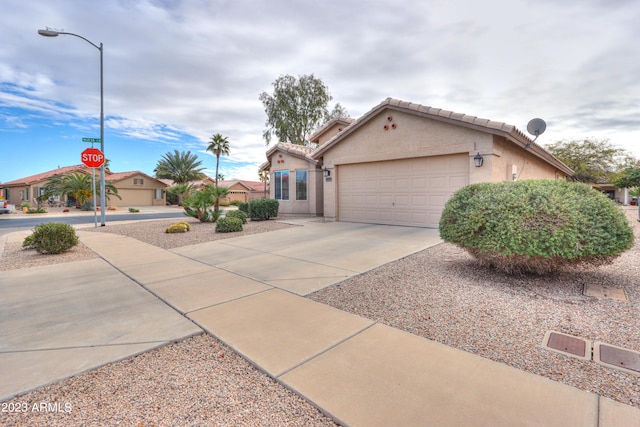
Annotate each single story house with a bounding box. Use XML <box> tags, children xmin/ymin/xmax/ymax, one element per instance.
<box><xmin>160</xmin><ymin>178</ymin><xmax>268</xmax><ymax>204</ymax></box>
<box><xmin>1</xmin><ymin>165</ymin><xmax>167</xmax><ymax>208</ymax></box>
<box><xmin>261</xmin><ymin>98</ymin><xmax>574</xmax><ymax>228</ymax></box>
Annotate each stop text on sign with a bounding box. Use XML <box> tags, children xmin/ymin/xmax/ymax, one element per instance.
<box><xmin>81</xmin><ymin>148</ymin><xmax>105</xmax><ymax>168</ymax></box>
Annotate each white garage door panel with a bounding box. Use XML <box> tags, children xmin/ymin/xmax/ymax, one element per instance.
<box><xmin>338</xmin><ymin>155</ymin><xmax>469</xmax><ymax>227</ymax></box>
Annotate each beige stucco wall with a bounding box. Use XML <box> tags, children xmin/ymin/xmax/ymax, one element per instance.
<box><xmin>320</xmin><ymin>109</ymin><xmax>491</xmax><ymax>219</ymax></box>
<box><xmin>319</xmin><ymin>108</ymin><xmax>570</xmax><ymax>220</ymax></box>
<box><xmin>316</xmin><ymin>122</ymin><xmax>349</xmax><ymax>146</ymax></box>
<box><xmin>269</xmin><ymin>151</ymin><xmax>322</xmax><ymax>215</ymax></box>
<box><xmin>110</xmin><ymin>175</ymin><xmax>166</xmax><ymax>206</ymax></box>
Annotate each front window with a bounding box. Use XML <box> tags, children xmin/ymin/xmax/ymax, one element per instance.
<box><xmin>295</xmin><ymin>170</ymin><xmax>307</xmax><ymax>201</ymax></box>
<box><xmin>274</xmin><ymin>170</ymin><xmax>289</xmax><ymax>200</ymax></box>
<box><xmin>154</xmin><ymin>189</ymin><xmax>163</xmax><ymax>199</ymax></box>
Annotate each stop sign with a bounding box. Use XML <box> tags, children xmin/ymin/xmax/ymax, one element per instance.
<box><xmin>81</xmin><ymin>148</ymin><xmax>105</xmax><ymax>168</ymax></box>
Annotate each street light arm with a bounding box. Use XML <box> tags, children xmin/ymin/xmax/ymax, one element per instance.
<box><xmin>37</xmin><ymin>29</ymin><xmax>101</xmax><ymax>51</ymax></box>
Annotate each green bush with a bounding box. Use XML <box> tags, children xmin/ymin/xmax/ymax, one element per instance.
<box><xmin>238</xmin><ymin>202</ymin><xmax>249</xmax><ymax>214</ymax></box>
<box><xmin>215</xmin><ymin>217</ymin><xmax>243</xmax><ymax>233</ymax></box>
<box><xmin>128</xmin><ymin>208</ymin><xmax>140</xmax><ymax>213</ymax></box>
<box><xmin>23</xmin><ymin>223</ymin><xmax>79</xmax><ymax>254</ymax></box>
<box><xmin>225</xmin><ymin>210</ymin><xmax>247</xmax><ymax>224</ymax></box>
<box><xmin>439</xmin><ymin>180</ymin><xmax>634</xmax><ymax>274</ymax></box>
<box><xmin>81</xmin><ymin>201</ymin><xmax>93</xmax><ymax>211</ymax></box>
<box><xmin>248</xmin><ymin>198</ymin><xmax>279</xmax><ymax>221</ymax></box>
<box><xmin>20</xmin><ymin>202</ymin><xmax>31</xmax><ymax>209</ymax></box>
<box><xmin>26</xmin><ymin>208</ymin><xmax>47</xmax><ymax>214</ymax></box>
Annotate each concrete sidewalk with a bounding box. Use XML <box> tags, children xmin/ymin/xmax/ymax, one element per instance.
<box><xmin>2</xmin><ymin>221</ymin><xmax>639</xmax><ymax>426</ymax></box>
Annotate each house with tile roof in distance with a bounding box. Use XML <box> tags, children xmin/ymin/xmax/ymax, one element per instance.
<box><xmin>0</xmin><ymin>165</ymin><xmax>168</xmax><ymax>208</ymax></box>
<box><xmin>261</xmin><ymin>98</ymin><xmax>574</xmax><ymax>227</ymax></box>
<box><xmin>159</xmin><ymin>178</ymin><xmax>269</xmax><ymax>204</ymax></box>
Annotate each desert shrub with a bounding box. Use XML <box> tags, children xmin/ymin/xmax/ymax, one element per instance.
<box><xmin>248</xmin><ymin>198</ymin><xmax>279</xmax><ymax>221</ymax></box>
<box><xmin>439</xmin><ymin>179</ymin><xmax>634</xmax><ymax>275</ymax></box>
<box><xmin>128</xmin><ymin>207</ymin><xmax>140</xmax><ymax>213</ymax></box>
<box><xmin>22</xmin><ymin>222</ymin><xmax>79</xmax><ymax>254</ymax></box>
<box><xmin>81</xmin><ymin>201</ymin><xmax>93</xmax><ymax>211</ymax></box>
<box><xmin>215</xmin><ymin>217</ymin><xmax>243</xmax><ymax>233</ymax></box>
<box><xmin>238</xmin><ymin>202</ymin><xmax>249</xmax><ymax>214</ymax></box>
<box><xmin>26</xmin><ymin>208</ymin><xmax>47</xmax><ymax>214</ymax></box>
<box><xmin>165</xmin><ymin>222</ymin><xmax>190</xmax><ymax>233</ymax></box>
<box><xmin>20</xmin><ymin>202</ymin><xmax>31</xmax><ymax>209</ymax></box>
<box><xmin>225</xmin><ymin>210</ymin><xmax>247</xmax><ymax>224</ymax></box>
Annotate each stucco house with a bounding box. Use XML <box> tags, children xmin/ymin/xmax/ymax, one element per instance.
<box><xmin>160</xmin><ymin>178</ymin><xmax>268</xmax><ymax>204</ymax></box>
<box><xmin>262</xmin><ymin>98</ymin><xmax>574</xmax><ymax>228</ymax></box>
<box><xmin>0</xmin><ymin>165</ymin><xmax>167</xmax><ymax>208</ymax></box>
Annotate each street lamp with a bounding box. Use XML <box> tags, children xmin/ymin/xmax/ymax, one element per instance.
<box><xmin>38</xmin><ymin>28</ymin><xmax>106</xmax><ymax>226</ymax></box>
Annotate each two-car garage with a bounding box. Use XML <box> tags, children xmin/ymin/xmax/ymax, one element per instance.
<box><xmin>337</xmin><ymin>154</ymin><xmax>469</xmax><ymax>228</ymax></box>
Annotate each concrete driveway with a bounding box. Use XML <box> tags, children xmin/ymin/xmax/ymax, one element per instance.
<box><xmin>173</xmin><ymin>218</ymin><xmax>443</xmax><ymax>295</ymax></box>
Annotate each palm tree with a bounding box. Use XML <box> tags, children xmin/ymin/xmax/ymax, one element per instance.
<box><xmin>154</xmin><ymin>150</ymin><xmax>206</xmax><ymax>184</ymax></box>
<box><xmin>44</xmin><ymin>172</ymin><xmax>120</xmax><ymax>208</ymax></box>
<box><xmin>206</xmin><ymin>134</ymin><xmax>230</xmax><ymax>187</ymax></box>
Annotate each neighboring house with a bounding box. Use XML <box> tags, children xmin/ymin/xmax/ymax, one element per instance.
<box><xmin>104</xmin><ymin>171</ymin><xmax>167</xmax><ymax>207</ymax></box>
<box><xmin>262</xmin><ymin>97</ymin><xmax>574</xmax><ymax>228</ymax></box>
<box><xmin>161</xmin><ymin>177</ymin><xmax>268</xmax><ymax>204</ymax></box>
<box><xmin>593</xmin><ymin>184</ymin><xmax>631</xmax><ymax>205</ymax></box>
<box><xmin>0</xmin><ymin>165</ymin><xmax>167</xmax><ymax>208</ymax></box>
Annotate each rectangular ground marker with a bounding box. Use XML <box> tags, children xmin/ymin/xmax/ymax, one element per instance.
<box><xmin>543</xmin><ymin>331</ymin><xmax>592</xmax><ymax>361</ymax></box>
<box><xmin>594</xmin><ymin>342</ymin><xmax>640</xmax><ymax>376</ymax></box>
<box><xmin>583</xmin><ymin>284</ymin><xmax>628</xmax><ymax>301</ymax></box>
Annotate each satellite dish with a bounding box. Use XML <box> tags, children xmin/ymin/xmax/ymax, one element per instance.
<box><xmin>525</xmin><ymin>118</ymin><xmax>546</xmax><ymax>148</ymax></box>
<box><xmin>527</xmin><ymin>118</ymin><xmax>546</xmax><ymax>138</ymax></box>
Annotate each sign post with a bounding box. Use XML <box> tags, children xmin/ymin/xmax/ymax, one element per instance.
<box><xmin>81</xmin><ymin>147</ymin><xmax>105</xmax><ymax>227</ymax></box>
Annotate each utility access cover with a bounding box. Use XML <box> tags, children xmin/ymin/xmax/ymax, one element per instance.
<box><xmin>594</xmin><ymin>342</ymin><xmax>640</xmax><ymax>376</ymax></box>
<box><xmin>583</xmin><ymin>284</ymin><xmax>628</xmax><ymax>301</ymax></box>
<box><xmin>543</xmin><ymin>331</ymin><xmax>591</xmax><ymax>360</ymax></box>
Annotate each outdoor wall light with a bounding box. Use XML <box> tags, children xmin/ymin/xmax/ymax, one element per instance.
<box><xmin>323</xmin><ymin>167</ymin><xmax>331</xmax><ymax>177</ymax></box>
<box><xmin>473</xmin><ymin>152</ymin><xmax>484</xmax><ymax>167</ymax></box>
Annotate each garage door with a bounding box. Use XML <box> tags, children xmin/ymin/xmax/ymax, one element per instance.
<box><xmin>337</xmin><ymin>155</ymin><xmax>469</xmax><ymax>227</ymax></box>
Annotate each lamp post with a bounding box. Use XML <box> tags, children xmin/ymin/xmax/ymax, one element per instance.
<box><xmin>38</xmin><ymin>28</ymin><xmax>106</xmax><ymax>226</ymax></box>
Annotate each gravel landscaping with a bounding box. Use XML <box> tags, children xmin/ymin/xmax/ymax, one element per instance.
<box><xmin>1</xmin><ymin>207</ymin><xmax>639</xmax><ymax>425</ymax></box>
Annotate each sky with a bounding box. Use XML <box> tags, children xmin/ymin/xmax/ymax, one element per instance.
<box><xmin>1</xmin><ymin>0</ymin><xmax>639</xmax><ymax>183</ymax></box>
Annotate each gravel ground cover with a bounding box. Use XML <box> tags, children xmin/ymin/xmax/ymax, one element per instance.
<box><xmin>309</xmin><ymin>207</ymin><xmax>640</xmax><ymax>408</ymax></box>
<box><xmin>2</xmin><ymin>208</ymin><xmax>639</xmax><ymax>425</ymax></box>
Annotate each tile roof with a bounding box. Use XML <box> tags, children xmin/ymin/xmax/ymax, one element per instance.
<box><xmin>1</xmin><ymin>165</ymin><xmax>93</xmax><ymax>186</ymax></box>
<box><xmin>308</xmin><ymin>117</ymin><xmax>355</xmax><ymax>143</ymax></box>
<box><xmin>311</xmin><ymin>98</ymin><xmax>573</xmax><ymax>175</ymax></box>
<box><xmin>265</xmin><ymin>142</ymin><xmax>318</xmax><ymax>165</ymax></box>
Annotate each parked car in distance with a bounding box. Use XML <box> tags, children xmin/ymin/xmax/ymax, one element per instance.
<box><xmin>0</xmin><ymin>199</ymin><xmax>10</xmax><ymax>214</ymax></box>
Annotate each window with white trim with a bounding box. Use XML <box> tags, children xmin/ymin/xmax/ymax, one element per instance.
<box><xmin>295</xmin><ymin>170</ymin><xmax>307</xmax><ymax>201</ymax></box>
<box><xmin>274</xmin><ymin>170</ymin><xmax>289</xmax><ymax>200</ymax></box>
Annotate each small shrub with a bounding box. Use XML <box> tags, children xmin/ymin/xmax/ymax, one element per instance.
<box><xmin>216</xmin><ymin>217</ymin><xmax>243</xmax><ymax>233</ymax></box>
<box><xmin>439</xmin><ymin>180</ymin><xmax>634</xmax><ymax>274</ymax></box>
<box><xmin>23</xmin><ymin>223</ymin><xmax>79</xmax><ymax>254</ymax></box>
<box><xmin>128</xmin><ymin>207</ymin><xmax>140</xmax><ymax>213</ymax></box>
<box><xmin>225</xmin><ymin>210</ymin><xmax>247</xmax><ymax>224</ymax></box>
<box><xmin>184</xmin><ymin>207</ymin><xmax>220</xmax><ymax>222</ymax></box>
<box><xmin>20</xmin><ymin>202</ymin><xmax>31</xmax><ymax>209</ymax></box>
<box><xmin>238</xmin><ymin>202</ymin><xmax>249</xmax><ymax>214</ymax></box>
<box><xmin>81</xmin><ymin>201</ymin><xmax>93</xmax><ymax>211</ymax></box>
<box><xmin>165</xmin><ymin>222</ymin><xmax>190</xmax><ymax>233</ymax></box>
<box><xmin>248</xmin><ymin>198</ymin><xmax>279</xmax><ymax>221</ymax></box>
<box><xmin>26</xmin><ymin>208</ymin><xmax>47</xmax><ymax>214</ymax></box>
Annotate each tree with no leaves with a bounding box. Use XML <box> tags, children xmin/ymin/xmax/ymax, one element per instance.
<box><xmin>259</xmin><ymin>74</ymin><xmax>347</xmax><ymax>146</ymax></box>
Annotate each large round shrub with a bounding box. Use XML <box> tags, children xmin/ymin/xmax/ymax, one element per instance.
<box><xmin>439</xmin><ymin>180</ymin><xmax>634</xmax><ymax>274</ymax></box>
<box><xmin>22</xmin><ymin>222</ymin><xmax>79</xmax><ymax>254</ymax></box>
